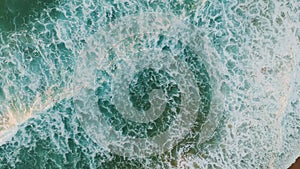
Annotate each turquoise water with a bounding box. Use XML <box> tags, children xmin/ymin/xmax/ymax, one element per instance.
<box><xmin>0</xmin><ymin>0</ymin><xmax>300</xmax><ymax>168</ymax></box>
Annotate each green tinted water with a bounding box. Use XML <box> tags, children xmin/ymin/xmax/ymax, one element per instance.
<box><xmin>0</xmin><ymin>0</ymin><xmax>299</xmax><ymax>169</ymax></box>
<box><xmin>0</xmin><ymin>0</ymin><xmax>57</xmax><ymax>31</ymax></box>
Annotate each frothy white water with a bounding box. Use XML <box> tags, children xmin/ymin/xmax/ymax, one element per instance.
<box><xmin>0</xmin><ymin>0</ymin><xmax>299</xmax><ymax>168</ymax></box>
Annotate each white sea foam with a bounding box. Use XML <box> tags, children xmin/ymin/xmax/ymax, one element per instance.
<box><xmin>0</xmin><ymin>0</ymin><xmax>299</xmax><ymax>168</ymax></box>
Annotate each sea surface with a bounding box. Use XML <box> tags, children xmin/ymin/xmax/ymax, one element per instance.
<box><xmin>0</xmin><ymin>0</ymin><xmax>300</xmax><ymax>168</ymax></box>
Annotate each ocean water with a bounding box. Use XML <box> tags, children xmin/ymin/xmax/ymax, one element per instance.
<box><xmin>0</xmin><ymin>0</ymin><xmax>299</xmax><ymax>168</ymax></box>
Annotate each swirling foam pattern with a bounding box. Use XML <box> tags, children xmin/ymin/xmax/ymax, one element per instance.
<box><xmin>0</xmin><ymin>0</ymin><xmax>299</xmax><ymax>168</ymax></box>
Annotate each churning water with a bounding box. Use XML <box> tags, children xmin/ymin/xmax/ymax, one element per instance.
<box><xmin>0</xmin><ymin>0</ymin><xmax>300</xmax><ymax>168</ymax></box>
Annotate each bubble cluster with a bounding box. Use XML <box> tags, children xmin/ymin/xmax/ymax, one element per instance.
<box><xmin>73</xmin><ymin>13</ymin><xmax>224</xmax><ymax>160</ymax></box>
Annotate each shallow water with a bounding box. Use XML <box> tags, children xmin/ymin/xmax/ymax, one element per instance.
<box><xmin>0</xmin><ymin>0</ymin><xmax>299</xmax><ymax>168</ymax></box>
